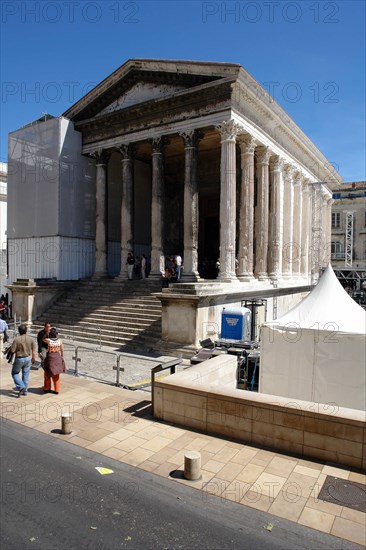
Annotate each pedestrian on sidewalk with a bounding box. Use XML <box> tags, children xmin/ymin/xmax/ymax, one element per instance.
<box><xmin>0</xmin><ymin>299</ymin><xmax>6</xmax><ymax>320</ymax></box>
<box><xmin>37</xmin><ymin>322</ymin><xmax>51</xmax><ymax>365</ymax></box>
<box><xmin>10</xmin><ymin>324</ymin><xmax>36</xmax><ymax>397</ymax></box>
<box><xmin>0</xmin><ymin>317</ymin><xmax>8</xmax><ymax>351</ymax></box>
<box><xmin>42</xmin><ymin>327</ymin><xmax>66</xmax><ymax>395</ymax></box>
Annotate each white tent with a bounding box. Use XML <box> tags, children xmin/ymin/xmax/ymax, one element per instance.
<box><xmin>260</xmin><ymin>265</ymin><xmax>366</xmax><ymax>411</ymax></box>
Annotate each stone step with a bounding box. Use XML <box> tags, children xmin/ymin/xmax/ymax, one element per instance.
<box><xmin>32</xmin><ymin>323</ymin><xmax>160</xmax><ymax>345</ymax></box>
<box><xmin>44</xmin><ymin>298</ymin><xmax>161</xmax><ymax>308</ymax></box>
<box><xmin>46</xmin><ymin>305</ymin><xmax>161</xmax><ymax>316</ymax></box>
<box><xmin>76</xmin><ymin>319</ymin><xmax>161</xmax><ymax>333</ymax></box>
<box><xmin>35</xmin><ymin>278</ymin><xmax>164</xmax><ymax>352</ymax></box>
<box><xmin>37</xmin><ymin>322</ymin><xmax>161</xmax><ymax>335</ymax></box>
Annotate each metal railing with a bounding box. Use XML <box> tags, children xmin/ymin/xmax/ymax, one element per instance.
<box><xmin>69</xmin><ymin>344</ymin><xmax>125</xmax><ymax>387</ymax></box>
<box><xmin>151</xmin><ymin>358</ymin><xmax>182</xmax><ymax>414</ymax></box>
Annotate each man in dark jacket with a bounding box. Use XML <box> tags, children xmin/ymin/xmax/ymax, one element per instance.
<box><xmin>37</xmin><ymin>322</ymin><xmax>51</xmax><ymax>364</ymax></box>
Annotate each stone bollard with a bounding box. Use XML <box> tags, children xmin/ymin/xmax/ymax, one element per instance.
<box><xmin>184</xmin><ymin>450</ymin><xmax>201</xmax><ymax>480</ymax></box>
<box><xmin>61</xmin><ymin>412</ymin><xmax>72</xmax><ymax>435</ymax></box>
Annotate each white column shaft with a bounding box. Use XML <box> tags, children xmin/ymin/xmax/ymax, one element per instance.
<box><xmin>119</xmin><ymin>146</ymin><xmax>134</xmax><ymax>279</ymax></box>
<box><xmin>292</xmin><ymin>175</ymin><xmax>303</xmax><ymax>276</ymax></box>
<box><xmin>237</xmin><ymin>135</ymin><xmax>255</xmax><ymax>281</ymax></box>
<box><xmin>95</xmin><ymin>157</ymin><xmax>108</xmax><ymax>277</ymax></box>
<box><xmin>268</xmin><ymin>157</ymin><xmax>283</xmax><ymax>280</ymax></box>
<box><xmin>150</xmin><ymin>139</ymin><xmax>165</xmax><ymax>276</ymax></box>
<box><xmin>217</xmin><ymin>121</ymin><xmax>240</xmax><ymax>281</ymax></box>
<box><xmin>254</xmin><ymin>147</ymin><xmax>270</xmax><ymax>280</ymax></box>
<box><xmin>181</xmin><ymin>130</ymin><xmax>202</xmax><ymax>281</ymax></box>
<box><xmin>282</xmin><ymin>166</ymin><xmax>294</xmax><ymax>278</ymax></box>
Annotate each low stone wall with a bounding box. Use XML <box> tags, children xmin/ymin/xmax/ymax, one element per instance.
<box><xmin>153</xmin><ymin>356</ymin><xmax>366</xmax><ymax>471</ymax></box>
<box><xmin>158</xmin><ymin>283</ymin><xmax>311</xmax><ymax>347</ymax></box>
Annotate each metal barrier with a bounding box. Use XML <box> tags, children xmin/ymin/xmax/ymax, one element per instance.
<box><xmin>68</xmin><ymin>344</ymin><xmax>125</xmax><ymax>387</ymax></box>
<box><xmin>151</xmin><ymin>358</ymin><xmax>182</xmax><ymax>414</ymax></box>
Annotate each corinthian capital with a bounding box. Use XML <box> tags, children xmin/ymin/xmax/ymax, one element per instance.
<box><xmin>283</xmin><ymin>163</ymin><xmax>296</xmax><ymax>182</ymax></box>
<box><xmin>180</xmin><ymin>129</ymin><xmax>204</xmax><ymax>148</ymax></box>
<box><xmin>151</xmin><ymin>136</ymin><xmax>169</xmax><ymax>154</ymax></box>
<box><xmin>216</xmin><ymin>120</ymin><xmax>242</xmax><ymax>141</ymax></box>
<box><xmin>256</xmin><ymin>146</ymin><xmax>271</xmax><ymax>165</ymax></box>
<box><xmin>237</xmin><ymin>133</ymin><xmax>256</xmax><ymax>155</ymax></box>
<box><xmin>117</xmin><ymin>144</ymin><xmax>135</xmax><ymax>161</ymax></box>
<box><xmin>90</xmin><ymin>148</ymin><xmax>111</xmax><ymax>165</ymax></box>
<box><xmin>269</xmin><ymin>155</ymin><xmax>284</xmax><ymax>172</ymax></box>
<box><xmin>293</xmin><ymin>171</ymin><xmax>304</xmax><ymax>187</ymax></box>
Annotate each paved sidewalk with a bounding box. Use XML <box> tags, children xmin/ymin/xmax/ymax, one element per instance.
<box><xmin>1</xmin><ymin>356</ymin><xmax>365</xmax><ymax>547</ymax></box>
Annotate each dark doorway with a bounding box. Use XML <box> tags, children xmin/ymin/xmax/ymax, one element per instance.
<box><xmin>199</xmin><ymin>215</ymin><xmax>219</xmax><ymax>279</ymax></box>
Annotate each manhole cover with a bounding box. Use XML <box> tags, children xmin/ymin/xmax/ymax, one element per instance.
<box><xmin>318</xmin><ymin>475</ymin><xmax>366</xmax><ymax>513</ymax></box>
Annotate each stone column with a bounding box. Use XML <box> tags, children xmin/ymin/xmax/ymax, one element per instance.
<box><xmin>180</xmin><ymin>129</ymin><xmax>203</xmax><ymax>281</ymax></box>
<box><xmin>282</xmin><ymin>164</ymin><xmax>295</xmax><ymax>279</ymax></box>
<box><xmin>216</xmin><ymin>120</ymin><xmax>242</xmax><ymax>281</ymax></box>
<box><xmin>118</xmin><ymin>144</ymin><xmax>134</xmax><ymax>279</ymax></box>
<box><xmin>237</xmin><ymin>134</ymin><xmax>256</xmax><ymax>281</ymax></box>
<box><xmin>254</xmin><ymin>146</ymin><xmax>271</xmax><ymax>280</ymax></box>
<box><xmin>150</xmin><ymin>137</ymin><xmax>167</xmax><ymax>277</ymax></box>
<box><xmin>92</xmin><ymin>149</ymin><xmax>110</xmax><ymax>278</ymax></box>
<box><xmin>292</xmin><ymin>172</ymin><xmax>303</xmax><ymax>278</ymax></box>
<box><xmin>268</xmin><ymin>156</ymin><xmax>284</xmax><ymax>281</ymax></box>
<box><xmin>300</xmin><ymin>180</ymin><xmax>310</xmax><ymax>279</ymax></box>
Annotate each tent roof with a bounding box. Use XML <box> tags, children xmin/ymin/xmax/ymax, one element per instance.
<box><xmin>269</xmin><ymin>265</ymin><xmax>366</xmax><ymax>334</ymax></box>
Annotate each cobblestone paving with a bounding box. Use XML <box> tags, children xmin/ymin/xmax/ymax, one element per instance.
<box><xmin>61</xmin><ymin>340</ymin><xmax>184</xmax><ymax>389</ymax></box>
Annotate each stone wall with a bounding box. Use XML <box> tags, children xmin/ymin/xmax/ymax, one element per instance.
<box><xmin>153</xmin><ymin>356</ymin><xmax>366</xmax><ymax>470</ymax></box>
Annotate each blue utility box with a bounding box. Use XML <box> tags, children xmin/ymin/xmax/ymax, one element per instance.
<box><xmin>221</xmin><ymin>307</ymin><xmax>251</xmax><ymax>341</ymax></box>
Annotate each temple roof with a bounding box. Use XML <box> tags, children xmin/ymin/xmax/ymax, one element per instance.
<box><xmin>63</xmin><ymin>59</ymin><xmax>241</xmax><ymax>122</ymax></box>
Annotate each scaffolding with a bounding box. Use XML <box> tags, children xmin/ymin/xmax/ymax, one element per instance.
<box><xmin>311</xmin><ymin>184</ymin><xmax>322</xmax><ymax>284</ymax></box>
<box><xmin>344</xmin><ymin>211</ymin><xmax>354</xmax><ymax>267</ymax></box>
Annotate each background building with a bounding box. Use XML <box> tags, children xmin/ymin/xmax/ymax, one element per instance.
<box><xmin>0</xmin><ymin>162</ymin><xmax>8</xmax><ymax>297</ymax></box>
<box><xmin>330</xmin><ymin>181</ymin><xmax>366</xmax><ymax>301</ymax></box>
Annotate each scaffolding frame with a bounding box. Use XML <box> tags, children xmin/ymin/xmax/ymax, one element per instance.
<box><xmin>311</xmin><ymin>183</ymin><xmax>323</xmax><ymax>284</ymax></box>
<box><xmin>344</xmin><ymin>211</ymin><xmax>354</xmax><ymax>267</ymax></box>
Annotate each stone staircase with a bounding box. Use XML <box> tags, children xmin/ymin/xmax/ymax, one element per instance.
<box><xmin>34</xmin><ymin>278</ymin><xmax>163</xmax><ymax>351</ymax></box>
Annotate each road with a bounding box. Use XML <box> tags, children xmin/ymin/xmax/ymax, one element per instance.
<box><xmin>0</xmin><ymin>420</ymin><xmax>362</xmax><ymax>550</ymax></box>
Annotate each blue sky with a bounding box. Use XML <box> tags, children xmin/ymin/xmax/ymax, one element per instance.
<box><xmin>1</xmin><ymin>0</ymin><xmax>365</xmax><ymax>181</ymax></box>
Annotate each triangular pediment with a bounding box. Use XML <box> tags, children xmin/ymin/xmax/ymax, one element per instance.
<box><xmin>63</xmin><ymin>59</ymin><xmax>241</xmax><ymax>122</ymax></box>
<box><xmin>99</xmin><ymin>82</ymin><xmax>188</xmax><ymax>116</ymax></box>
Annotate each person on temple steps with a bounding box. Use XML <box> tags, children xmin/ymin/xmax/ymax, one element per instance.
<box><xmin>127</xmin><ymin>252</ymin><xmax>135</xmax><ymax>280</ymax></box>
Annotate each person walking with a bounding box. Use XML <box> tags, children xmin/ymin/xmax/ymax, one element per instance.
<box><xmin>42</xmin><ymin>327</ymin><xmax>66</xmax><ymax>395</ymax></box>
<box><xmin>37</xmin><ymin>322</ymin><xmax>51</xmax><ymax>365</ymax></box>
<box><xmin>0</xmin><ymin>299</ymin><xmax>6</xmax><ymax>320</ymax></box>
<box><xmin>0</xmin><ymin>317</ymin><xmax>9</xmax><ymax>351</ymax></box>
<box><xmin>10</xmin><ymin>324</ymin><xmax>36</xmax><ymax>397</ymax></box>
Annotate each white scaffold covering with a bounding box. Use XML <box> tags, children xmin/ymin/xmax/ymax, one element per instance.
<box><xmin>260</xmin><ymin>265</ymin><xmax>366</xmax><ymax>411</ymax></box>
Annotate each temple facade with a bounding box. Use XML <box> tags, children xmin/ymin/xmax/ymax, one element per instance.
<box><xmin>7</xmin><ymin>60</ymin><xmax>342</xmax><ymax>345</ymax></box>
